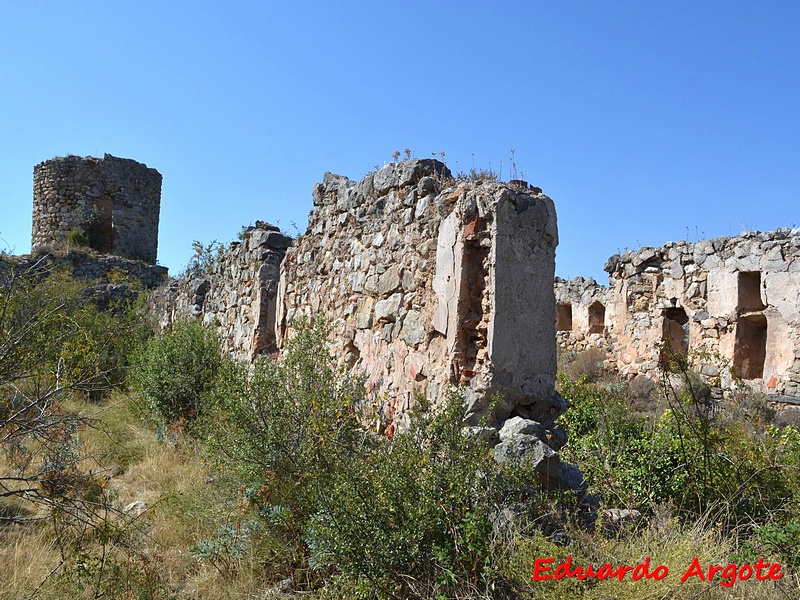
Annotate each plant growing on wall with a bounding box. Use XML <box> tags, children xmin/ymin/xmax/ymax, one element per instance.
<box><xmin>65</xmin><ymin>228</ymin><xmax>89</xmax><ymax>248</ymax></box>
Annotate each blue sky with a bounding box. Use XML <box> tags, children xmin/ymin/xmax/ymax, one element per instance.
<box><xmin>1</xmin><ymin>1</ymin><xmax>798</xmax><ymax>282</ymax></box>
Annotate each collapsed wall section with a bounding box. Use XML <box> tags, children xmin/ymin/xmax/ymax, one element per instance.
<box><xmin>148</xmin><ymin>222</ymin><xmax>290</xmax><ymax>361</ymax></box>
<box><xmin>276</xmin><ymin>160</ymin><xmax>565</xmax><ymax>427</ymax></box>
<box><xmin>32</xmin><ymin>154</ymin><xmax>162</xmax><ymax>263</ymax></box>
<box><xmin>554</xmin><ymin>277</ymin><xmax>611</xmax><ymax>354</ymax></box>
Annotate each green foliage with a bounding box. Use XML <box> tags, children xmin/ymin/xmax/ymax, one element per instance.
<box><xmin>204</xmin><ymin>320</ymin><xmax>513</xmax><ymax>598</ymax></box>
<box><xmin>191</xmin><ymin>522</ymin><xmax>257</xmax><ymax>579</ymax></box>
<box><xmin>53</xmin><ymin>549</ymin><xmax>168</xmax><ymax>600</ymax></box>
<box><xmin>559</xmin><ymin>358</ymin><xmax>800</xmax><ymax>584</ymax></box>
<box><xmin>0</xmin><ymin>261</ymin><xmax>145</xmax><ymax>535</ymax></box>
<box><xmin>735</xmin><ymin>520</ymin><xmax>800</xmax><ymax>572</ymax></box>
<box><xmin>130</xmin><ymin>321</ymin><xmax>222</xmax><ymax>424</ymax></box>
<box><xmin>203</xmin><ymin>320</ymin><xmax>365</xmax><ymax>525</ymax></box>
<box><xmin>308</xmin><ymin>391</ymin><xmax>501</xmax><ymax>596</ymax></box>
<box><xmin>65</xmin><ymin>228</ymin><xmax>89</xmax><ymax>248</ymax></box>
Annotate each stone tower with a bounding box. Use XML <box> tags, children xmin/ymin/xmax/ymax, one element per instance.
<box><xmin>32</xmin><ymin>154</ymin><xmax>162</xmax><ymax>263</ymax></box>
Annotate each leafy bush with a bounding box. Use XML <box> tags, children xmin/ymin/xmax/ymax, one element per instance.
<box><xmin>65</xmin><ymin>228</ymin><xmax>89</xmax><ymax>248</ymax></box>
<box><xmin>307</xmin><ymin>392</ymin><xmax>503</xmax><ymax>596</ymax></box>
<box><xmin>204</xmin><ymin>320</ymin><xmax>517</xmax><ymax>598</ymax></box>
<box><xmin>558</xmin><ymin>357</ymin><xmax>800</xmax><ymax>584</ymax></box>
<box><xmin>0</xmin><ymin>261</ymin><xmax>143</xmax><ymax>529</ymax></box>
<box><xmin>183</xmin><ymin>240</ymin><xmax>225</xmax><ymax>275</ymax></box>
<box><xmin>131</xmin><ymin>322</ymin><xmax>222</xmax><ymax>424</ymax></box>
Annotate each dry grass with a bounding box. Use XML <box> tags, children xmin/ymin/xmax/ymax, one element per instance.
<box><xmin>500</xmin><ymin>505</ymin><xmax>800</xmax><ymax>599</ymax></box>
<box><xmin>0</xmin><ymin>392</ymin><xmax>271</xmax><ymax>599</ymax></box>
<box><xmin>7</xmin><ymin>392</ymin><xmax>797</xmax><ymax>599</ymax></box>
<box><xmin>565</xmin><ymin>347</ymin><xmax>607</xmax><ymax>383</ymax></box>
<box><xmin>0</xmin><ymin>527</ymin><xmax>63</xmax><ymax>599</ymax></box>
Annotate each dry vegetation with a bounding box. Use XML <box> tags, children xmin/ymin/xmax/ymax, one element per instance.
<box><xmin>3</xmin><ymin>265</ymin><xmax>800</xmax><ymax>599</ymax></box>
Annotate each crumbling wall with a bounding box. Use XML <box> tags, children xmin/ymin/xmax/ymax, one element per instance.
<box><xmin>559</xmin><ymin>229</ymin><xmax>800</xmax><ymax>397</ymax></box>
<box><xmin>144</xmin><ymin>160</ymin><xmax>582</xmax><ymax>491</ymax></box>
<box><xmin>554</xmin><ymin>277</ymin><xmax>611</xmax><ymax>355</ymax></box>
<box><xmin>4</xmin><ymin>250</ymin><xmax>168</xmax><ymax>310</ymax></box>
<box><xmin>32</xmin><ymin>154</ymin><xmax>162</xmax><ymax>263</ymax></box>
<box><xmin>276</xmin><ymin>159</ymin><xmax>565</xmax><ymax>427</ymax></box>
<box><xmin>148</xmin><ymin>222</ymin><xmax>290</xmax><ymax>361</ymax></box>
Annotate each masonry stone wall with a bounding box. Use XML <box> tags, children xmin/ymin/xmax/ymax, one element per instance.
<box><xmin>276</xmin><ymin>160</ymin><xmax>565</xmax><ymax>428</ymax></box>
<box><xmin>556</xmin><ymin>229</ymin><xmax>800</xmax><ymax>398</ymax></box>
<box><xmin>143</xmin><ymin>159</ymin><xmax>582</xmax><ymax>490</ymax></box>
<box><xmin>3</xmin><ymin>250</ymin><xmax>168</xmax><ymax>312</ymax></box>
<box><xmin>32</xmin><ymin>154</ymin><xmax>162</xmax><ymax>264</ymax></box>
<box><xmin>147</xmin><ymin>221</ymin><xmax>290</xmax><ymax>361</ymax></box>
<box><xmin>554</xmin><ymin>277</ymin><xmax>610</xmax><ymax>355</ymax></box>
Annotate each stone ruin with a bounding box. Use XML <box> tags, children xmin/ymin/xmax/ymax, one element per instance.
<box><xmin>555</xmin><ymin>229</ymin><xmax>800</xmax><ymax>401</ymax></box>
<box><xmin>154</xmin><ymin>159</ymin><xmax>567</xmax><ymax>430</ymax></box>
<box><xmin>24</xmin><ymin>151</ymin><xmax>800</xmax><ymax>487</ymax></box>
<box><xmin>149</xmin><ymin>222</ymin><xmax>292</xmax><ymax>359</ymax></box>
<box><xmin>150</xmin><ymin>159</ymin><xmax>583</xmax><ymax>490</ymax></box>
<box><xmin>32</xmin><ymin>154</ymin><xmax>162</xmax><ymax>264</ymax></box>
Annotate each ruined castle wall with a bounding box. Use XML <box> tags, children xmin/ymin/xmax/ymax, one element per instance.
<box><xmin>558</xmin><ymin>229</ymin><xmax>800</xmax><ymax>397</ymax></box>
<box><xmin>553</xmin><ymin>277</ymin><xmax>611</xmax><ymax>354</ymax></box>
<box><xmin>32</xmin><ymin>154</ymin><xmax>161</xmax><ymax>263</ymax></box>
<box><xmin>148</xmin><ymin>222</ymin><xmax>290</xmax><ymax>361</ymax></box>
<box><xmin>276</xmin><ymin>160</ymin><xmax>565</xmax><ymax>427</ymax></box>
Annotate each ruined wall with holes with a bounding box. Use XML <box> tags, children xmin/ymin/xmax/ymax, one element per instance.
<box><xmin>147</xmin><ymin>221</ymin><xmax>291</xmax><ymax>361</ymax></box>
<box><xmin>145</xmin><ymin>159</ymin><xmax>582</xmax><ymax>490</ymax></box>
<box><xmin>554</xmin><ymin>277</ymin><xmax>611</xmax><ymax>355</ymax></box>
<box><xmin>556</xmin><ymin>229</ymin><xmax>800</xmax><ymax>397</ymax></box>
<box><xmin>276</xmin><ymin>159</ymin><xmax>565</xmax><ymax>428</ymax></box>
<box><xmin>32</xmin><ymin>154</ymin><xmax>162</xmax><ymax>263</ymax></box>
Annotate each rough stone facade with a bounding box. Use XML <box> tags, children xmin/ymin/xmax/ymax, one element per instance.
<box><xmin>151</xmin><ymin>160</ymin><xmax>565</xmax><ymax>428</ymax></box>
<box><xmin>32</xmin><ymin>154</ymin><xmax>162</xmax><ymax>264</ymax></box>
<box><xmin>276</xmin><ymin>160</ymin><xmax>564</xmax><ymax>427</ymax></box>
<box><xmin>554</xmin><ymin>276</ymin><xmax>611</xmax><ymax>355</ymax></box>
<box><xmin>556</xmin><ymin>229</ymin><xmax>800</xmax><ymax>397</ymax></box>
<box><xmin>148</xmin><ymin>221</ymin><xmax>291</xmax><ymax>361</ymax></box>
<box><xmin>3</xmin><ymin>250</ymin><xmax>168</xmax><ymax>309</ymax></box>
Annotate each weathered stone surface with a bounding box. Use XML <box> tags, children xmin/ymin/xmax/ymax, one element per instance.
<box><xmin>377</xmin><ymin>265</ymin><xmax>402</xmax><ymax>296</ymax></box>
<box><xmin>148</xmin><ymin>221</ymin><xmax>290</xmax><ymax>359</ymax></box>
<box><xmin>494</xmin><ymin>434</ymin><xmax>562</xmax><ymax>482</ymax></box>
<box><xmin>399</xmin><ymin>310</ymin><xmax>426</xmax><ymax>346</ymax></box>
<box><xmin>32</xmin><ymin>154</ymin><xmax>162</xmax><ymax>264</ymax></box>
<box><xmin>558</xmin><ymin>228</ymin><xmax>800</xmax><ymax>401</ymax></box>
<box><xmin>374</xmin><ymin>293</ymin><xmax>402</xmax><ymax>322</ymax></box>
<box><xmin>498</xmin><ymin>416</ymin><xmax>545</xmax><ymax>440</ymax></box>
<box><xmin>277</xmin><ymin>159</ymin><xmax>563</xmax><ymax>430</ymax></box>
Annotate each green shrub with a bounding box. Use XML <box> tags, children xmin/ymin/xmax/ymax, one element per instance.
<box><xmin>65</xmin><ymin>228</ymin><xmax>89</xmax><ymax>248</ymax></box>
<box><xmin>0</xmin><ymin>263</ymin><xmax>143</xmax><ymax>530</ymax></box>
<box><xmin>307</xmin><ymin>391</ymin><xmax>502</xmax><ymax>596</ymax></box>
<box><xmin>204</xmin><ymin>320</ymin><xmax>515</xmax><ymax>597</ymax></box>
<box><xmin>204</xmin><ymin>320</ymin><xmax>365</xmax><ymax>519</ymax></box>
<box><xmin>131</xmin><ymin>322</ymin><xmax>221</xmax><ymax>424</ymax></box>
